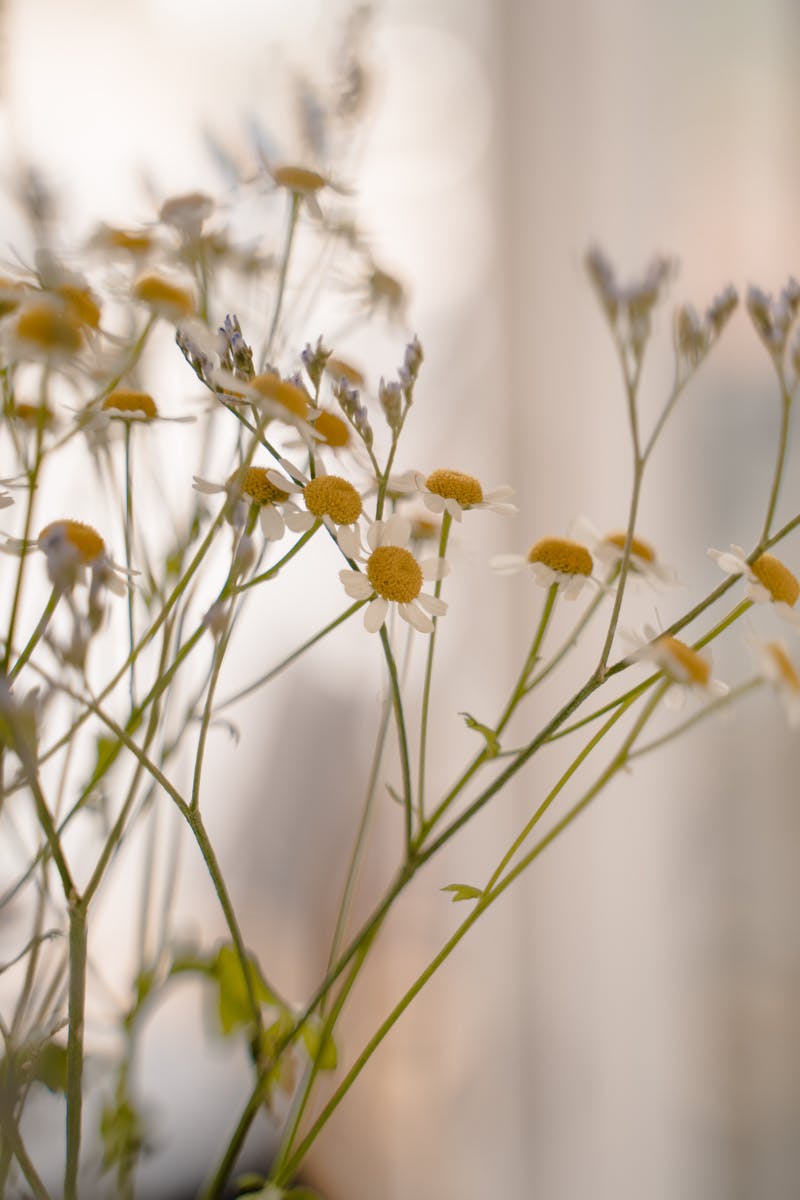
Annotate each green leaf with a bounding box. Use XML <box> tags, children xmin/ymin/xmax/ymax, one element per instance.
<box><xmin>212</xmin><ymin>943</ymin><xmax>276</xmax><ymax>1036</ymax></box>
<box><xmin>459</xmin><ymin>712</ymin><xmax>500</xmax><ymax>758</ymax></box>
<box><xmin>300</xmin><ymin>1017</ymin><xmax>338</xmax><ymax>1071</ymax></box>
<box><xmin>30</xmin><ymin>1041</ymin><xmax>68</xmax><ymax>1094</ymax></box>
<box><xmin>441</xmin><ymin>883</ymin><xmax>483</xmax><ymax>903</ymax></box>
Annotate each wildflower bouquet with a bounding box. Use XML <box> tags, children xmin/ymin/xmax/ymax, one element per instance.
<box><xmin>1</xmin><ymin>23</ymin><xmax>800</xmax><ymax>1200</ymax></box>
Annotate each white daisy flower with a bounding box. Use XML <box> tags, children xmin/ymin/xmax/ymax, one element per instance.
<box><xmin>264</xmin><ymin>459</ymin><xmax>364</xmax><ymax>558</ymax></box>
<box><xmin>3</xmin><ymin>519</ymin><xmax>132</xmax><ymax>598</ymax></box>
<box><xmin>411</xmin><ymin>468</ymin><xmax>517</xmax><ymax>522</ymax></box>
<box><xmin>492</xmin><ymin>536</ymin><xmax>596</xmax><ymax>600</ymax></box>
<box><xmin>708</xmin><ymin>544</ymin><xmax>800</xmax><ymax>625</ymax></box>
<box><xmin>752</xmin><ymin>638</ymin><xmax>800</xmax><ymax>727</ymax></box>
<box><xmin>192</xmin><ymin>465</ymin><xmax>304</xmax><ymax>541</ymax></box>
<box><xmin>339</xmin><ymin>514</ymin><xmax>449</xmax><ymax>634</ymax></box>
<box><xmin>96</xmin><ymin>387</ymin><xmax>194</xmax><ymax>426</ymax></box>
<box><xmin>626</xmin><ymin>626</ymin><xmax>728</xmax><ymax>708</ymax></box>
<box><xmin>571</xmin><ymin>516</ymin><xmax>679</xmax><ymax>588</ymax></box>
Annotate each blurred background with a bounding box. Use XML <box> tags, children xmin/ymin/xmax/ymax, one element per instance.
<box><xmin>2</xmin><ymin>1</ymin><xmax>800</xmax><ymax>1198</ymax></box>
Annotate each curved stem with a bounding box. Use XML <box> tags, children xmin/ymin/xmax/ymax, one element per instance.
<box><xmin>263</xmin><ymin>193</ymin><xmax>300</xmax><ymax>367</ymax></box>
<box><xmin>123</xmin><ymin>422</ymin><xmax>137</xmax><ymax>705</ymax></box>
<box><xmin>761</xmin><ymin>379</ymin><xmax>792</xmax><ymax>542</ymax></box>
<box><xmin>379</xmin><ymin>624</ymin><xmax>413</xmax><ymax>855</ymax></box>
<box><xmin>9</xmin><ymin>587</ymin><xmax>59</xmax><ymax>680</ymax></box>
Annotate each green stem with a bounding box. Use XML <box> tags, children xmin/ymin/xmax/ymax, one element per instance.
<box><xmin>64</xmin><ymin>904</ymin><xmax>87</xmax><ymax>1200</ymax></box>
<box><xmin>3</xmin><ymin>414</ymin><xmax>45</xmax><ymax>675</ymax></box>
<box><xmin>497</xmin><ymin>583</ymin><xmax>558</xmax><ymax>735</ymax></box>
<box><xmin>123</xmin><ymin>422</ymin><xmax>137</xmax><ymax>705</ymax></box>
<box><xmin>231</xmin><ymin>521</ymin><xmax>320</xmax><ymax>593</ymax></box>
<box><xmin>379</xmin><ymin>624</ymin><xmax>413</xmax><ymax>855</ymax></box>
<box><xmin>0</xmin><ymin>1114</ymin><xmax>53</xmax><ymax>1200</ymax></box>
<box><xmin>524</xmin><ymin>579</ymin><xmax>609</xmax><ymax>694</ymax></box>
<box><xmin>761</xmin><ymin>378</ymin><xmax>792</xmax><ymax>542</ymax></box>
<box><xmin>416</xmin><ymin>510</ymin><xmax>452</xmax><ymax>825</ymax></box>
<box><xmin>629</xmin><ymin>678</ymin><xmax>761</xmax><ymax>759</ymax></box>
<box><xmin>9</xmin><ymin>587</ymin><xmax>59</xmax><ymax>680</ymax></box>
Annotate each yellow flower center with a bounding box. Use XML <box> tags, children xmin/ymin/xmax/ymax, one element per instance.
<box><xmin>603</xmin><ymin>530</ymin><xmax>655</xmax><ymax>563</ymax></box>
<box><xmin>325</xmin><ymin>357</ymin><xmax>365</xmax><ymax>386</ymax></box>
<box><xmin>410</xmin><ymin>515</ymin><xmax>439</xmax><ymax>543</ymax></box>
<box><xmin>765</xmin><ymin>642</ymin><xmax>800</xmax><ymax>693</ymax></box>
<box><xmin>273</xmin><ymin>165</ymin><xmax>327</xmax><ymax>193</ymax></box>
<box><xmin>656</xmin><ymin>636</ymin><xmax>710</xmax><ymax>686</ymax></box>
<box><xmin>527</xmin><ymin>537</ymin><xmax>593</xmax><ymax>576</ymax></box>
<box><xmin>15</xmin><ymin>303</ymin><xmax>84</xmax><ymax>354</ymax></box>
<box><xmin>103</xmin><ymin>388</ymin><xmax>158</xmax><ymax>419</ymax></box>
<box><xmin>106</xmin><ymin>227</ymin><xmax>153</xmax><ymax>253</ymax></box>
<box><xmin>304</xmin><ymin>476</ymin><xmax>362</xmax><ymax>524</ymax></box>
<box><xmin>39</xmin><ymin>520</ymin><xmax>105</xmax><ymax>563</ymax></box>
<box><xmin>55</xmin><ymin>284</ymin><xmax>101</xmax><ymax>329</ymax></box>
<box><xmin>367</xmin><ymin>545</ymin><xmax>423</xmax><ymax>603</ymax></box>
<box><xmin>425</xmin><ymin>469</ymin><xmax>483</xmax><ymax>507</ymax></box>
<box><xmin>133</xmin><ymin>273</ymin><xmax>194</xmax><ymax>318</ymax></box>
<box><xmin>313</xmin><ymin>409</ymin><xmax>351</xmax><ymax>447</ymax></box>
<box><xmin>251</xmin><ymin>374</ymin><xmax>309</xmax><ymax>420</ymax></box>
<box><xmin>751</xmin><ymin>553</ymin><xmax>800</xmax><ymax>606</ymax></box>
<box><xmin>228</xmin><ymin>467</ymin><xmax>289</xmax><ymax>506</ymax></box>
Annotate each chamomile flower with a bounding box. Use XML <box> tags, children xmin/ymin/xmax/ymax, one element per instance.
<box><xmin>263</xmin><ymin>460</ymin><xmax>364</xmax><ymax>557</ymax></box>
<box><xmin>628</xmin><ymin>628</ymin><xmax>728</xmax><ymax>705</ymax></box>
<box><xmin>267</xmin><ymin>164</ymin><xmax>341</xmax><ymax>219</ymax></box>
<box><xmin>571</xmin><ymin>516</ymin><xmax>679</xmax><ymax>588</ymax></box>
<box><xmin>133</xmin><ymin>272</ymin><xmax>195</xmax><ymax>321</ymax></box>
<box><xmin>3</xmin><ymin>519</ymin><xmax>131</xmax><ymax>598</ymax></box>
<box><xmin>492</xmin><ymin>536</ymin><xmax>596</xmax><ymax>600</ymax></box>
<box><xmin>708</xmin><ymin>544</ymin><xmax>800</xmax><ymax>625</ymax></box>
<box><xmin>192</xmin><ymin>465</ymin><xmax>303</xmax><ymax>540</ymax></box>
<box><xmin>339</xmin><ymin>514</ymin><xmax>448</xmax><ymax>634</ymax></box>
<box><xmin>97</xmin><ymin>388</ymin><xmax>194</xmax><ymax>426</ymax></box>
<box><xmin>413</xmin><ymin>469</ymin><xmax>517</xmax><ymax>522</ymax></box>
<box><xmin>752</xmin><ymin>639</ymin><xmax>800</xmax><ymax>726</ymax></box>
<box><xmin>8</xmin><ymin>296</ymin><xmax>85</xmax><ymax>361</ymax></box>
<box><xmin>248</xmin><ymin>372</ymin><xmax>310</xmax><ymax>425</ymax></box>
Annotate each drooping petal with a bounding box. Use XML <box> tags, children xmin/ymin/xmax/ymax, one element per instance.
<box><xmin>259</xmin><ymin>505</ymin><xmax>286</xmax><ymax>540</ymax></box>
<box><xmin>267</xmin><ymin>468</ymin><xmax>303</xmax><ymax>494</ymax></box>
<box><xmin>337</xmin><ymin>524</ymin><xmax>362</xmax><ymax>559</ymax></box>
<box><xmin>284</xmin><ymin>507</ymin><xmax>316</xmax><ymax>532</ymax></box>
<box><xmin>192</xmin><ymin>475</ymin><xmax>224</xmax><ymax>495</ymax></box>
<box><xmin>398</xmin><ymin>601</ymin><xmax>434</xmax><ymax>633</ymax></box>
<box><xmin>382</xmin><ymin>514</ymin><xmax>411</xmax><ymax>547</ymax></box>
<box><xmin>364</xmin><ymin>596</ymin><xmax>389</xmax><ymax>632</ymax></box>
<box><xmin>417</xmin><ymin>591</ymin><xmax>448</xmax><ymax>616</ymax></box>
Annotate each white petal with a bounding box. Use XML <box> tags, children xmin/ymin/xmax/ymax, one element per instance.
<box><xmin>398</xmin><ymin>601</ymin><xmax>434</xmax><ymax>633</ymax></box>
<box><xmin>561</xmin><ymin>574</ymin><xmax>588</xmax><ymax>600</ymax></box>
<box><xmin>484</xmin><ymin>485</ymin><xmax>515</xmax><ymax>504</ymax></box>
<box><xmin>424</xmin><ymin>493</ymin><xmax>447</xmax><ymax>515</ymax></box>
<box><xmin>417</xmin><ymin>591</ymin><xmax>448</xmax><ymax>616</ymax></box>
<box><xmin>776</xmin><ymin>602</ymin><xmax>800</xmax><ymax>626</ymax></box>
<box><xmin>260</xmin><ymin>505</ymin><xmax>286</xmax><ymax>540</ymax></box>
<box><xmin>746</xmin><ymin>581</ymin><xmax>771</xmax><ymax>605</ymax></box>
<box><xmin>664</xmin><ymin>685</ymin><xmax>686</xmax><ymax>711</ymax></box>
<box><xmin>445</xmin><ymin>498</ymin><xmax>463</xmax><ymax>521</ymax></box>
<box><xmin>0</xmin><ymin>537</ymin><xmax>27</xmax><ymax>555</ymax></box>
<box><xmin>267</xmin><ymin>468</ymin><xmax>303</xmax><ymax>494</ymax></box>
<box><xmin>285</xmin><ymin>508</ymin><xmax>315</xmax><ymax>532</ymax></box>
<box><xmin>707</xmin><ymin>547</ymin><xmax>746</xmax><ymax>575</ymax></box>
<box><xmin>529</xmin><ymin>562</ymin><xmax>557</xmax><ymax>589</ymax></box>
<box><xmin>366</xmin><ymin>521</ymin><xmax>384</xmax><ymax>552</ymax></box>
<box><xmin>382</xmin><ymin>514</ymin><xmax>411</xmax><ymax>547</ymax></box>
<box><xmin>364</xmin><ymin>596</ymin><xmax>388</xmax><ymax>632</ymax></box>
<box><xmin>192</xmin><ymin>476</ymin><xmax>223</xmax><ymax>495</ymax></box>
<box><xmin>337</xmin><ymin>525</ymin><xmax>361</xmax><ymax>558</ymax></box>
<box><xmin>339</xmin><ymin>569</ymin><xmax>373</xmax><ymax>599</ymax></box>
<box><xmin>420</xmin><ymin>556</ymin><xmax>450</xmax><ymax>581</ymax></box>
<box><xmin>490</xmin><ymin>554</ymin><xmax>525</xmax><ymax>575</ymax></box>
<box><xmin>488</xmin><ymin>502</ymin><xmax>519</xmax><ymax>517</ymax></box>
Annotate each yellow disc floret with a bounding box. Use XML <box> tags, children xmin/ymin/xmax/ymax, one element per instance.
<box><xmin>251</xmin><ymin>374</ymin><xmax>309</xmax><ymax>421</ymax></box>
<box><xmin>55</xmin><ymin>284</ymin><xmax>101</xmax><ymax>330</ymax></box>
<box><xmin>313</xmin><ymin>409</ymin><xmax>351</xmax><ymax>448</ymax></box>
<box><xmin>656</xmin><ymin>636</ymin><xmax>710</xmax><ymax>686</ymax></box>
<box><xmin>103</xmin><ymin>389</ymin><xmax>158</xmax><ymax>419</ymax></box>
<box><xmin>15</xmin><ymin>303</ymin><xmax>84</xmax><ymax>355</ymax></box>
<box><xmin>751</xmin><ymin>553</ymin><xmax>800</xmax><ymax>607</ymax></box>
<box><xmin>39</xmin><ymin>520</ymin><xmax>105</xmax><ymax>563</ymax></box>
<box><xmin>133</xmin><ymin>273</ymin><xmax>194</xmax><ymax>318</ymax></box>
<box><xmin>425</xmin><ymin>469</ymin><xmax>483</xmax><ymax>508</ymax></box>
<box><xmin>603</xmin><ymin>530</ymin><xmax>655</xmax><ymax>563</ymax></box>
<box><xmin>367</xmin><ymin>546</ymin><xmax>423</xmax><ymax>603</ymax></box>
<box><xmin>528</xmin><ymin>537</ymin><xmax>593</xmax><ymax>576</ymax></box>
<box><xmin>765</xmin><ymin>641</ymin><xmax>800</xmax><ymax>693</ymax></box>
<box><xmin>304</xmin><ymin>476</ymin><xmax>362</xmax><ymax>525</ymax></box>
<box><xmin>273</xmin><ymin>165</ymin><xmax>327</xmax><ymax>193</ymax></box>
<box><xmin>228</xmin><ymin>467</ymin><xmax>289</xmax><ymax>506</ymax></box>
<box><xmin>325</xmin><ymin>357</ymin><xmax>365</xmax><ymax>386</ymax></box>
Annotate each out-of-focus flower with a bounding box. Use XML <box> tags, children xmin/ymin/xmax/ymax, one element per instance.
<box><xmin>492</xmin><ymin>536</ymin><xmax>596</xmax><ymax>600</ymax></box>
<box><xmin>133</xmin><ymin>272</ymin><xmax>195</xmax><ymax>321</ymax></box>
<box><xmin>192</xmin><ymin>466</ymin><xmax>304</xmax><ymax>541</ymax></box>
<box><xmin>752</xmin><ymin>639</ymin><xmax>800</xmax><ymax>726</ymax></box>
<box><xmin>412</xmin><ymin>468</ymin><xmax>516</xmax><ymax>522</ymax></box>
<box><xmin>708</xmin><ymin>544</ymin><xmax>800</xmax><ymax>625</ymax></box>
